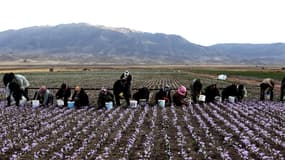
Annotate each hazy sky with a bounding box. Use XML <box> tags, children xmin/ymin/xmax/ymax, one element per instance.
<box><xmin>0</xmin><ymin>0</ymin><xmax>284</xmax><ymax>46</ymax></box>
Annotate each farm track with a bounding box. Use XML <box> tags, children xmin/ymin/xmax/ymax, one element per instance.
<box><xmin>0</xmin><ymin>101</ymin><xmax>284</xmax><ymax>160</ymax></box>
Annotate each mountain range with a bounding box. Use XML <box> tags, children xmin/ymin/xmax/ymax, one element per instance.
<box><xmin>0</xmin><ymin>23</ymin><xmax>284</xmax><ymax>65</ymax></box>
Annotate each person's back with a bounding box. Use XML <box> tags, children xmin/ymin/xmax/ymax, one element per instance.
<box><xmin>261</xmin><ymin>78</ymin><xmax>274</xmax><ymax>87</ymax></box>
<box><xmin>15</xmin><ymin>74</ymin><xmax>30</xmax><ymax>89</ymax></box>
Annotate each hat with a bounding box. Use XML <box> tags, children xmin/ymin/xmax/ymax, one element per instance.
<box><xmin>122</xmin><ymin>70</ymin><xmax>130</xmax><ymax>79</ymax></box>
<box><xmin>177</xmin><ymin>86</ymin><xmax>187</xmax><ymax>96</ymax></box>
<box><xmin>101</xmin><ymin>87</ymin><xmax>107</xmax><ymax>92</ymax></box>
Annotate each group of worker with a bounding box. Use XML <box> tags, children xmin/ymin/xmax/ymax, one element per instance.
<box><xmin>2</xmin><ymin>71</ymin><xmax>285</xmax><ymax>109</ymax></box>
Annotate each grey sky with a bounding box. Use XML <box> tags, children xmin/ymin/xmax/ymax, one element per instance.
<box><xmin>0</xmin><ymin>0</ymin><xmax>284</xmax><ymax>45</ymax></box>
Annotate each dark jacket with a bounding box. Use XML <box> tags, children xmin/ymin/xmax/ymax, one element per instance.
<box><xmin>172</xmin><ymin>92</ymin><xmax>188</xmax><ymax>106</ymax></box>
<box><xmin>155</xmin><ymin>88</ymin><xmax>171</xmax><ymax>104</ymax></box>
<box><xmin>56</xmin><ymin>87</ymin><xmax>71</xmax><ymax>106</ymax></box>
<box><xmin>260</xmin><ymin>79</ymin><xmax>274</xmax><ymax>101</ymax></box>
<box><xmin>72</xmin><ymin>89</ymin><xmax>89</xmax><ymax>107</ymax></box>
<box><xmin>97</xmin><ymin>91</ymin><xmax>114</xmax><ymax>109</ymax></box>
<box><xmin>113</xmin><ymin>80</ymin><xmax>131</xmax><ymax>106</ymax></box>
<box><xmin>114</xmin><ymin>80</ymin><xmax>130</xmax><ymax>95</ymax></box>
<box><xmin>6</xmin><ymin>81</ymin><xmax>24</xmax><ymax>106</ymax></box>
<box><xmin>190</xmin><ymin>79</ymin><xmax>203</xmax><ymax>103</ymax></box>
<box><xmin>281</xmin><ymin>78</ymin><xmax>285</xmax><ymax>101</ymax></box>
<box><xmin>204</xmin><ymin>84</ymin><xmax>220</xmax><ymax>103</ymax></box>
<box><xmin>133</xmin><ymin>87</ymin><xmax>150</xmax><ymax>102</ymax></box>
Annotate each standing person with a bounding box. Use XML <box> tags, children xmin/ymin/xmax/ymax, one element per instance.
<box><xmin>280</xmin><ymin>77</ymin><xmax>285</xmax><ymax>101</ymax></box>
<box><xmin>155</xmin><ymin>85</ymin><xmax>172</xmax><ymax>105</ymax></box>
<box><xmin>113</xmin><ymin>78</ymin><xmax>131</xmax><ymax>107</ymax></box>
<box><xmin>97</xmin><ymin>87</ymin><xmax>114</xmax><ymax>110</ymax></box>
<box><xmin>190</xmin><ymin>79</ymin><xmax>203</xmax><ymax>103</ymax></box>
<box><xmin>72</xmin><ymin>86</ymin><xmax>89</xmax><ymax>108</ymax></box>
<box><xmin>56</xmin><ymin>83</ymin><xmax>71</xmax><ymax>107</ymax></box>
<box><xmin>6</xmin><ymin>80</ymin><xmax>25</xmax><ymax>106</ymax></box>
<box><xmin>33</xmin><ymin>86</ymin><xmax>54</xmax><ymax>106</ymax></box>
<box><xmin>173</xmin><ymin>85</ymin><xmax>189</xmax><ymax>106</ymax></box>
<box><xmin>260</xmin><ymin>78</ymin><xmax>274</xmax><ymax>101</ymax></box>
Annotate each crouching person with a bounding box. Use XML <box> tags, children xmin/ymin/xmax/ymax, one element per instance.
<box><xmin>133</xmin><ymin>87</ymin><xmax>150</xmax><ymax>105</ymax></box>
<box><xmin>222</xmin><ymin>83</ymin><xmax>247</xmax><ymax>102</ymax></box>
<box><xmin>280</xmin><ymin>78</ymin><xmax>285</xmax><ymax>101</ymax></box>
<box><xmin>6</xmin><ymin>80</ymin><xmax>26</xmax><ymax>106</ymax></box>
<box><xmin>56</xmin><ymin>83</ymin><xmax>71</xmax><ymax>107</ymax></box>
<box><xmin>97</xmin><ymin>87</ymin><xmax>114</xmax><ymax>110</ymax></box>
<box><xmin>33</xmin><ymin>86</ymin><xmax>53</xmax><ymax>107</ymax></box>
<box><xmin>190</xmin><ymin>79</ymin><xmax>202</xmax><ymax>104</ymax></box>
<box><xmin>155</xmin><ymin>85</ymin><xmax>171</xmax><ymax>106</ymax></box>
<box><xmin>72</xmin><ymin>86</ymin><xmax>89</xmax><ymax>109</ymax></box>
<box><xmin>3</xmin><ymin>72</ymin><xmax>30</xmax><ymax>101</ymax></box>
<box><xmin>204</xmin><ymin>84</ymin><xmax>220</xmax><ymax>103</ymax></box>
<box><xmin>173</xmin><ymin>86</ymin><xmax>189</xmax><ymax>106</ymax></box>
<box><xmin>260</xmin><ymin>78</ymin><xmax>274</xmax><ymax>101</ymax></box>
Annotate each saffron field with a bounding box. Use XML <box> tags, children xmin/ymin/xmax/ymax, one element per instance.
<box><xmin>0</xmin><ymin>101</ymin><xmax>284</xmax><ymax>159</ymax></box>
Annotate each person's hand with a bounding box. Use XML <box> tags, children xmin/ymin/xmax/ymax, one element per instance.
<box><xmin>119</xmin><ymin>92</ymin><xmax>124</xmax><ymax>98</ymax></box>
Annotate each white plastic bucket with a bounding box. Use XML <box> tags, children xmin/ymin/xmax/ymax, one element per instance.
<box><xmin>130</xmin><ymin>100</ymin><xmax>138</xmax><ymax>108</ymax></box>
<box><xmin>265</xmin><ymin>94</ymin><xmax>271</xmax><ymax>100</ymax></box>
<box><xmin>68</xmin><ymin>101</ymin><xmax>75</xmax><ymax>109</ymax></box>
<box><xmin>105</xmin><ymin>102</ymin><xmax>113</xmax><ymax>110</ymax></box>
<box><xmin>158</xmin><ymin>99</ymin><xmax>165</xmax><ymax>107</ymax></box>
<box><xmin>19</xmin><ymin>96</ymin><xmax>27</xmax><ymax>107</ymax></box>
<box><xmin>139</xmin><ymin>99</ymin><xmax>147</xmax><ymax>106</ymax></box>
<box><xmin>32</xmin><ymin>100</ymin><xmax>40</xmax><ymax>108</ymax></box>
<box><xmin>228</xmin><ymin>96</ymin><xmax>235</xmax><ymax>103</ymax></box>
<box><xmin>57</xmin><ymin>99</ymin><xmax>64</xmax><ymax>106</ymax></box>
<box><xmin>218</xmin><ymin>74</ymin><xmax>227</xmax><ymax>80</ymax></box>
<box><xmin>215</xmin><ymin>96</ymin><xmax>222</xmax><ymax>102</ymax></box>
<box><xmin>198</xmin><ymin>95</ymin><xmax>206</xmax><ymax>102</ymax></box>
